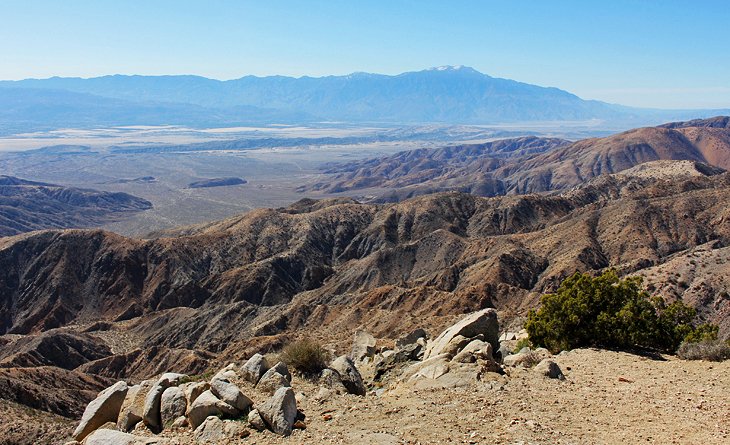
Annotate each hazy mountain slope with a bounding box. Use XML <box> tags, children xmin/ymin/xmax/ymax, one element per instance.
<box><xmin>0</xmin><ymin>87</ymin><xmax>314</xmax><ymax>134</ymax></box>
<box><xmin>0</xmin><ymin>175</ymin><xmax>152</xmax><ymax>236</ymax></box>
<box><xmin>305</xmin><ymin>117</ymin><xmax>730</xmax><ymax>199</ymax></box>
<box><xmin>0</xmin><ymin>67</ymin><xmax>640</xmax><ymax>125</ymax></box>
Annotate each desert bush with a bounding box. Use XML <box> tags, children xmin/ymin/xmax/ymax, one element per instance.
<box><xmin>677</xmin><ymin>339</ymin><xmax>730</xmax><ymax>361</ymax></box>
<box><xmin>525</xmin><ymin>269</ymin><xmax>717</xmax><ymax>353</ymax></box>
<box><xmin>514</xmin><ymin>337</ymin><xmax>531</xmax><ymax>351</ymax></box>
<box><xmin>279</xmin><ymin>338</ymin><xmax>329</xmax><ymax>377</ymax></box>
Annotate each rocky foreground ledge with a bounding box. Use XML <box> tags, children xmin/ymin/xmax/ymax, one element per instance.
<box><xmin>61</xmin><ymin>309</ymin><xmax>729</xmax><ymax>444</ymax></box>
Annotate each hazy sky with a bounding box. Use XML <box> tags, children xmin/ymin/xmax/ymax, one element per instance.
<box><xmin>2</xmin><ymin>0</ymin><xmax>729</xmax><ymax>109</ymax></box>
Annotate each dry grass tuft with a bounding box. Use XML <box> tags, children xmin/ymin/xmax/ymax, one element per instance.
<box><xmin>677</xmin><ymin>340</ymin><xmax>730</xmax><ymax>361</ymax></box>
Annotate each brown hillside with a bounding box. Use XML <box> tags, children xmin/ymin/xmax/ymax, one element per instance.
<box><xmin>301</xmin><ymin>117</ymin><xmax>730</xmax><ymax>200</ymax></box>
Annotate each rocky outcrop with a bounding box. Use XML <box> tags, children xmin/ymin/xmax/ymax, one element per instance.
<box><xmin>424</xmin><ymin>308</ymin><xmax>500</xmax><ymax>359</ymax></box>
<box><xmin>117</xmin><ymin>380</ymin><xmax>153</xmax><ymax>431</ymax></box>
<box><xmin>73</xmin><ymin>381</ymin><xmax>128</xmax><ymax>441</ymax></box>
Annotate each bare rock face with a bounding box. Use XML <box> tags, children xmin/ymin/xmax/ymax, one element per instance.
<box><xmin>329</xmin><ymin>356</ymin><xmax>366</xmax><ymax>396</ymax></box>
<box><xmin>257</xmin><ymin>386</ymin><xmax>297</xmax><ymax>436</ymax></box>
<box><xmin>72</xmin><ymin>381</ymin><xmax>128</xmax><ymax>441</ymax></box>
<box><xmin>186</xmin><ymin>390</ymin><xmax>238</xmax><ymax>430</ymax></box>
<box><xmin>160</xmin><ymin>386</ymin><xmax>187</xmax><ymax>428</ymax></box>
<box><xmin>240</xmin><ymin>353</ymin><xmax>270</xmax><ymax>384</ymax></box>
<box><xmin>424</xmin><ymin>308</ymin><xmax>500</xmax><ymax>359</ymax></box>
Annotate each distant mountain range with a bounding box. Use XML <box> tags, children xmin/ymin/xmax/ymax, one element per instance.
<box><xmin>1</xmin><ymin>66</ymin><xmax>727</xmax><ymax>132</ymax></box>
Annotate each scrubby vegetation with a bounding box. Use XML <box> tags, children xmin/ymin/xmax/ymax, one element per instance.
<box><xmin>525</xmin><ymin>270</ymin><xmax>719</xmax><ymax>354</ymax></box>
<box><xmin>279</xmin><ymin>338</ymin><xmax>329</xmax><ymax>377</ymax></box>
<box><xmin>677</xmin><ymin>339</ymin><xmax>730</xmax><ymax>361</ymax></box>
<box><xmin>514</xmin><ymin>338</ymin><xmax>531</xmax><ymax>351</ymax></box>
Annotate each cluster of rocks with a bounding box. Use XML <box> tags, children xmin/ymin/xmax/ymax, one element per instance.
<box><xmin>67</xmin><ymin>354</ymin><xmax>306</xmax><ymax>444</ymax></box>
<box><xmin>365</xmin><ymin>309</ymin><xmax>565</xmax><ymax>389</ymax></box>
<box><xmin>67</xmin><ymin>308</ymin><xmax>564</xmax><ymax>444</ymax></box>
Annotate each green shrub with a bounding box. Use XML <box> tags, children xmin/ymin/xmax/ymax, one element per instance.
<box><xmin>279</xmin><ymin>338</ymin><xmax>329</xmax><ymax>377</ymax></box>
<box><xmin>514</xmin><ymin>337</ymin><xmax>531</xmax><ymax>351</ymax></box>
<box><xmin>525</xmin><ymin>270</ymin><xmax>717</xmax><ymax>354</ymax></box>
<box><xmin>677</xmin><ymin>339</ymin><xmax>730</xmax><ymax>361</ymax></box>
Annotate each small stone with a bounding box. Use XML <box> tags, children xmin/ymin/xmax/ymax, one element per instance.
<box><xmin>171</xmin><ymin>416</ymin><xmax>188</xmax><ymax>429</ymax></box>
<box><xmin>269</xmin><ymin>361</ymin><xmax>292</xmax><ymax>382</ymax></box>
<box><xmin>194</xmin><ymin>416</ymin><xmax>227</xmax><ymax>444</ymax></box>
<box><xmin>248</xmin><ymin>409</ymin><xmax>267</xmax><ymax>431</ymax></box>
<box><xmin>319</xmin><ymin>368</ymin><xmax>348</xmax><ymax>394</ymax></box>
<box><xmin>534</xmin><ymin>359</ymin><xmax>564</xmax><ymax>379</ymax></box>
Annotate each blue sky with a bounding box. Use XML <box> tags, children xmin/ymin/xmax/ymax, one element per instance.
<box><xmin>1</xmin><ymin>0</ymin><xmax>728</xmax><ymax>108</ymax></box>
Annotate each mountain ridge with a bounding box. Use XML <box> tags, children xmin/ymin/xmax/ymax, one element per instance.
<box><xmin>302</xmin><ymin>117</ymin><xmax>730</xmax><ymax>200</ymax></box>
<box><xmin>2</xmin><ymin>67</ymin><xmax>728</xmax><ymax>129</ymax></box>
